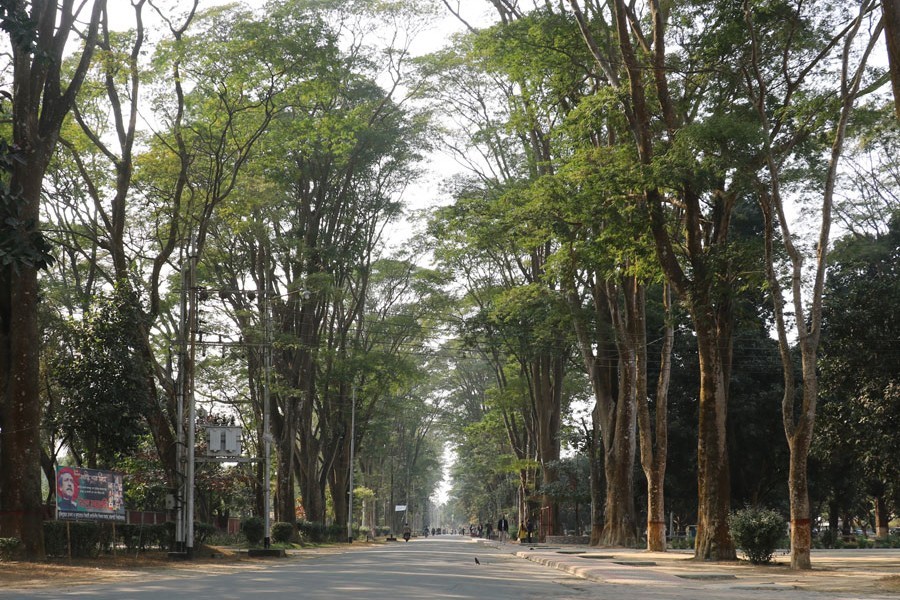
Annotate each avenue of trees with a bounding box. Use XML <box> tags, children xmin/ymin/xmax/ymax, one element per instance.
<box><xmin>1</xmin><ymin>0</ymin><xmax>899</xmax><ymax>571</ymax></box>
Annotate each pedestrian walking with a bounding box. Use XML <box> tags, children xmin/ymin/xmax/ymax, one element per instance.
<box><xmin>497</xmin><ymin>514</ymin><xmax>509</xmax><ymax>542</ymax></box>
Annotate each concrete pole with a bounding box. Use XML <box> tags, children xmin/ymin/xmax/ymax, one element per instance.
<box><xmin>347</xmin><ymin>385</ymin><xmax>356</xmax><ymax>543</ymax></box>
<box><xmin>186</xmin><ymin>250</ymin><xmax>197</xmax><ymax>557</ymax></box>
<box><xmin>263</xmin><ymin>289</ymin><xmax>272</xmax><ymax>548</ymax></box>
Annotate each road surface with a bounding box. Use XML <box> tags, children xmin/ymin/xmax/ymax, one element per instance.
<box><xmin>2</xmin><ymin>535</ymin><xmax>895</xmax><ymax>600</ymax></box>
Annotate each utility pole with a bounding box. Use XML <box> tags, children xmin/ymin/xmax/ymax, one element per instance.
<box><xmin>175</xmin><ymin>252</ymin><xmax>188</xmax><ymax>554</ymax></box>
<box><xmin>186</xmin><ymin>248</ymin><xmax>198</xmax><ymax>558</ymax></box>
<box><xmin>347</xmin><ymin>385</ymin><xmax>356</xmax><ymax>543</ymax></box>
<box><xmin>263</xmin><ymin>286</ymin><xmax>272</xmax><ymax>548</ymax></box>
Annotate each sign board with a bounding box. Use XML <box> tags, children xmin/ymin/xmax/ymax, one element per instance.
<box><xmin>56</xmin><ymin>466</ymin><xmax>125</xmax><ymax>522</ymax></box>
<box><xmin>395</xmin><ymin>504</ymin><xmax>407</xmax><ymax>512</ymax></box>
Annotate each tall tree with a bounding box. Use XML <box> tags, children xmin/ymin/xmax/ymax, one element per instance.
<box><xmin>197</xmin><ymin>0</ymin><xmax>428</xmax><ymax>526</ymax></box>
<box><xmin>567</xmin><ymin>0</ymin><xmax>760</xmax><ymax>559</ymax></box>
<box><xmin>0</xmin><ymin>0</ymin><xmax>105</xmax><ymax>559</ymax></box>
<box><xmin>820</xmin><ymin>214</ymin><xmax>900</xmax><ymax>539</ymax></box>
<box><xmin>743</xmin><ymin>0</ymin><xmax>883</xmax><ymax>569</ymax></box>
<box><xmin>51</xmin><ymin>284</ymin><xmax>151</xmax><ymax>469</ymax></box>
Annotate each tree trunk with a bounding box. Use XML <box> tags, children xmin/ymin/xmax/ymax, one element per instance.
<box><xmin>601</xmin><ymin>345</ymin><xmax>637</xmax><ymax>546</ymax></box>
<box><xmin>693</xmin><ymin>318</ymin><xmax>735</xmax><ymax>561</ymax></box>
<box><xmin>645</xmin><ymin>472</ymin><xmax>666</xmax><ymax>551</ymax></box>
<box><xmin>589</xmin><ymin>402</ymin><xmax>604</xmax><ymax>546</ymax></box>
<box><xmin>639</xmin><ymin>284</ymin><xmax>672</xmax><ymax>552</ymax></box>
<box><xmin>274</xmin><ymin>432</ymin><xmax>296</xmax><ymax>523</ymax></box>
<box><xmin>0</xmin><ymin>0</ymin><xmax>104</xmax><ymax>560</ymax></box>
<box><xmin>297</xmin><ymin>404</ymin><xmax>326</xmax><ymax>523</ymax></box>
<box><xmin>883</xmin><ymin>0</ymin><xmax>900</xmax><ymax>118</ymax></box>
<box><xmin>601</xmin><ymin>435</ymin><xmax>637</xmax><ymax>546</ymax></box>
<box><xmin>787</xmin><ymin>434</ymin><xmax>812</xmax><ymax>569</ymax></box>
<box><xmin>0</xmin><ymin>259</ymin><xmax>45</xmax><ymax>559</ymax></box>
<box><xmin>329</xmin><ymin>436</ymin><xmax>351</xmax><ymax>530</ymax></box>
<box><xmin>874</xmin><ymin>495</ymin><xmax>889</xmax><ymax>540</ymax></box>
<box><xmin>533</xmin><ymin>352</ymin><xmax>564</xmax><ymax>536</ymax></box>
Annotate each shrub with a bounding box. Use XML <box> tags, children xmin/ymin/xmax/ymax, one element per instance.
<box><xmin>296</xmin><ymin>520</ymin><xmax>325</xmax><ymax>543</ymax></box>
<box><xmin>205</xmin><ymin>531</ymin><xmax>244</xmax><ymax>546</ymax></box>
<box><xmin>0</xmin><ymin>537</ymin><xmax>20</xmax><ymax>560</ymax></box>
<box><xmin>728</xmin><ymin>507</ymin><xmax>785</xmax><ymax>565</ymax></box>
<box><xmin>295</xmin><ymin>520</ymin><xmax>346</xmax><ymax>543</ymax></box>
<box><xmin>195</xmin><ymin>522</ymin><xmax>216</xmax><ymax>546</ymax></box>
<box><xmin>43</xmin><ymin>521</ymin><xmax>103</xmax><ymax>558</ymax></box>
<box><xmin>326</xmin><ymin>524</ymin><xmax>344</xmax><ymax>542</ymax></box>
<box><xmin>122</xmin><ymin>523</ymin><xmax>172</xmax><ymax>551</ymax></box>
<box><xmin>820</xmin><ymin>529</ymin><xmax>838</xmax><ymax>548</ymax></box>
<box><xmin>271</xmin><ymin>522</ymin><xmax>294</xmax><ymax>544</ymax></box>
<box><xmin>241</xmin><ymin>516</ymin><xmax>265</xmax><ymax>546</ymax></box>
<box><xmin>668</xmin><ymin>536</ymin><xmax>695</xmax><ymax>550</ymax></box>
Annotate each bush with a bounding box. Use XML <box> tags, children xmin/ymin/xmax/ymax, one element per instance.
<box><xmin>271</xmin><ymin>522</ymin><xmax>294</xmax><ymax>544</ymax></box>
<box><xmin>668</xmin><ymin>536</ymin><xmax>695</xmax><ymax>550</ymax></box>
<box><xmin>43</xmin><ymin>521</ymin><xmax>103</xmax><ymax>558</ymax></box>
<box><xmin>296</xmin><ymin>520</ymin><xmax>345</xmax><ymax>543</ymax></box>
<box><xmin>205</xmin><ymin>530</ymin><xmax>244</xmax><ymax>546</ymax></box>
<box><xmin>296</xmin><ymin>520</ymin><xmax>325</xmax><ymax>543</ymax></box>
<box><xmin>195</xmin><ymin>522</ymin><xmax>216</xmax><ymax>546</ymax></box>
<box><xmin>820</xmin><ymin>529</ymin><xmax>838</xmax><ymax>548</ymax></box>
<box><xmin>241</xmin><ymin>516</ymin><xmax>265</xmax><ymax>546</ymax></box>
<box><xmin>728</xmin><ymin>507</ymin><xmax>785</xmax><ymax>564</ymax></box>
<box><xmin>119</xmin><ymin>523</ymin><xmax>172</xmax><ymax>551</ymax></box>
<box><xmin>0</xmin><ymin>537</ymin><xmax>20</xmax><ymax>560</ymax></box>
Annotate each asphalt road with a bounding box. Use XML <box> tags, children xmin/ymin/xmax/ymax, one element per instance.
<box><xmin>3</xmin><ymin>536</ymin><xmax>896</xmax><ymax>600</ymax></box>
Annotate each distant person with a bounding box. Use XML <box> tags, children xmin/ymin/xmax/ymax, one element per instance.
<box><xmin>57</xmin><ymin>468</ymin><xmax>79</xmax><ymax>511</ymax></box>
<box><xmin>497</xmin><ymin>514</ymin><xmax>509</xmax><ymax>542</ymax></box>
<box><xmin>403</xmin><ymin>523</ymin><xmax>411</xmax><ymax>542</ymax></box>
<box><xmin>526</xmin><ymin>517</ymin><xmax>535</xmax><ymax>543</ymax></box>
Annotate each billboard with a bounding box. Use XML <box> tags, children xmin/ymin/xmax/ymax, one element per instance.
<box><xmin>56</xmin><ymin>466</ymin><xmax>125</xmax><ymax>522</ymax></box>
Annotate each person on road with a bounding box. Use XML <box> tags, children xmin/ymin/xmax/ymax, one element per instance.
<box><xmin>403</xmin><ymin>523</ymin><xmax>411</xmax><ymax>542</ymax></box>
<box><xmin>497</xmin><ymin>514</ymin><xmax>509</xmax><ymax>542</ymax></box>
<box><xmin>526</xmin><ymin>517</ymin><xmax>535</xmax><ymax>543</ymax></box>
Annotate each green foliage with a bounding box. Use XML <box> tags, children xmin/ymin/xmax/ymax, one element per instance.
<box><xmin>0</xmin><ymin>137</ymin><xmax>54</xmax><ymax>271</ymax></box>
<box><xmin>538</xmin><ymin>456</ymin><xmax>590</xmax><ymax>506</ymax></box>
<box><xmin>51</xmin><ymin>282</ymin><xmax>151</xmax><ymax>467</ymax></box>
<box><xmin>818</xmin><ymin>215</ymin><xmax>900</xmax><ymax>513</ymax></box>
<box><xmin>271</xmin><ymin>522</ymin><xmax>294</xmax><ymax>544</ymax></box>
<box><xmin>43</xmin><ymin>521</ymin><xmax>104</xmax><ymax>558</ymax></box>
<box><xmin>296</xmin><ymin>520</ymin><xmax>344</xmax><ymax>543</ymax></box>
<box><xmin>727</xmin><ymin>507</ymin><xmax>786</xmax><ymax>564</ymax></box>
<box><xmin>668</xmin><ymin>536</ymin><xmax>695</xmax><ymax>550</ymax></box>
<box><xmin>195</xmin><ymin>522</ymin><xmax>216</xmax><ymax>546</ymax></box>
<box><xmin>116</xmin><ymin>523</ymin><xmax>174</xmax><ymax>552</ymax></box>
<box><xmin>0</xmin><ymin>537</ymin><xmax>20</xmax><ymax>560</ymax></box>
<box><xmin>241</xmin><ymin>517</ymin><xmax>265</xmax><ymax>547</ymax></box>
<box><xmin>115</xmin><ymin>443</ymin><xmax>171</xmax><ymax>512</ymax></box>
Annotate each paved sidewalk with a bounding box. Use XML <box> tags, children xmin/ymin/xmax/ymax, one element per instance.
<box><xmin>476</xmin><ymin>539</ymin><xmax>900</xmax><ymax>597</ymax></box>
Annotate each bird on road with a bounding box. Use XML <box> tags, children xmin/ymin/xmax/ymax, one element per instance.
<box><xmin>474</xmin><ymin>557</ymin><xmax>480</xmax><ymax>565</ymax></box>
